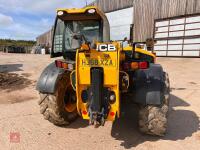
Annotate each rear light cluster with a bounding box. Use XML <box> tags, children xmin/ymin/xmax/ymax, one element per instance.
<box><xmin>55</xmin><ymin>60</ymin><xmax>74</xmax><ymax>70</ymax></box>
<box><xmin>123</xmin><ymin>61</ymin><xmax>149</xmax><ymax>70</ymax></box>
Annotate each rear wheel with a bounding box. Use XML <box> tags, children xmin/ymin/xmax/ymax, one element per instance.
<box><xmin>138</xmin><ymin>72</ymin><xmax>170</xmax><ymax>136</ymax></box>
<box><xmin>38</xmin><ymin>73</ymin><xmax>78</xmax><ymax>126</ymax></box>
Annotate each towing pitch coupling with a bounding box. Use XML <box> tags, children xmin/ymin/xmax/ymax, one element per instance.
<box><xmin>88</xmin><ymin>68</ymin><xmax>108</xmax><ymax>127</ymax></box>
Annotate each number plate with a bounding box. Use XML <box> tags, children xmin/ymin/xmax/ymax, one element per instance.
<box><xmin>81</xmin><ymin>59</ymin><xmax>116</xmax><ymax>67</ymax></box>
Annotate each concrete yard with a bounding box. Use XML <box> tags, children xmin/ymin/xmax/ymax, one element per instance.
<box><xmin>0</xmin><ymin>52</ymin><xmax>200</xmax><ymax>150</ymax></box>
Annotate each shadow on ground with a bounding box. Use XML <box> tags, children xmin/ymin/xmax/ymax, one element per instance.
<box><xmin>67</xmin><ymin>117</ymin><xmax>89</xmax><ymax>129</ymax></box>
<box><xmin>110</xmin><ymin>94</ymin><xmax>200</xmax><ymax>149</ymax></box>
<box><xmin>0</xmin><ymin>64</ymin><xmax>23</xmax><ymax>73</ymax></box>
<box><xmin>54</xmin><ymin>94</ymin><xmax>199</xmax><ymax>148</ymax></box>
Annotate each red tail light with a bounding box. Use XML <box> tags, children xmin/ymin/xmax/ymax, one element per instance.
<box><xmin>55</xmin><ymin>60</ymin><xmax>63</xmax><ymax>68</ymax></box>
<box><xmin>82</xmin><ymin>110</ymin><xmax>88</xmax><ymax>115</ymax></box>
<box><xmin>139</xmin><ymin>61</ymin><xmax>148</xmax><ymax>69</ymax></box>
<box><xmin>110</xmin><ymin>112</ymin><xmax>115</xmax><ymax>117</ymax></box>
<box><xmin>123</xmin><ymin>61</ymin><xmax>148</xmax><ymax>70</ymax></box>
<box><xmin>55</xmin><ymin>60</ymin><xmax>73</xmax><ymax>70</ymax></box>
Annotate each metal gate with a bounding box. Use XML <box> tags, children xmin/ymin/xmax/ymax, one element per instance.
<box><xmin>154</xmin><ymin>14</ymin><xmax>200</xmax><ymax>57</ymax></box>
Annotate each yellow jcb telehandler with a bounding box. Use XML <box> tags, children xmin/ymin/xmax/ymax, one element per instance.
<box><xmin>36</xmin><ymin>6</ymin><xmax>170</xmax><ymax>136</ymax></box>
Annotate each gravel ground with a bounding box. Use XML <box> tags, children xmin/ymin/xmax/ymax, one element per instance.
<box><xmin>0</xmin><ymin>52</ymin><xmax>199</xmax><ymax>150</ymax></box>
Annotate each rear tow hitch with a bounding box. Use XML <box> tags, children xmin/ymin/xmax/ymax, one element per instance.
<box><xmin>89</xmin><ymin>108</ymin><xmax>106</xmax><ymax>127</ymax></box>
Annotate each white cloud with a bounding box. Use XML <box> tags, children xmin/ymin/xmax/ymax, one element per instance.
<box><xmin>3</xmin><ymin>18</ymin><xmax>52</xmax><ymax>40</ymax></box>
<box><xmin>0</xmin><ymin>0</ymin><xmax>91</xmax><ymax>15</ymax></box>
<box><xmin>0</xmin><ymin>0</ymin><xmax>95</xmax><ymax>40</ymax></box>
<box><xmin>0</xmin><ymin>13</ymin><xmax>14</xmax><ymax>26</ymax></box>
<box><xmin>40</xmin><ymin>18</ymin><xmax>52</xmax><ymax>27</ymax></box>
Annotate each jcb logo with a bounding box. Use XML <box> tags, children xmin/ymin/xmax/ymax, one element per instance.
<box><xmin>96</xmin><ymin>44</ymin><xmax>116</xmax><ymax>52</ymax></box>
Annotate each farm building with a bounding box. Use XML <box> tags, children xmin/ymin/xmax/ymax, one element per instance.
<box><xmin>36</xmin><ymin>27</ymin><xmax>53</xmax><ymax>48</ymax></box>
<box><xmin>36</xmin><ymin>0</ymin><xmax>200</xmax><ymax>57</ymax></box>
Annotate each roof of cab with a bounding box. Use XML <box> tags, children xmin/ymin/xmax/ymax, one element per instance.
<box><xmin>57</xmin><ymin>6</ymin><xmax>97</xmax><ymax>14</ymax></box>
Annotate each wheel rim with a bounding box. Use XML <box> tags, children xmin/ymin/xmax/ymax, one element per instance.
<box><xmin>64</xmin><ymin>87</ymin><xmax>77</xmax><ymax>112</ymax></box>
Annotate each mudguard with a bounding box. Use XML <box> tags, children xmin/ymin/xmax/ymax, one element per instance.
<box><xmin>36</xmin><ymin>62</ymin><xmax>65</xmax><ymax>94</ymax></box>
<box><xmin>132</xmin><ymin>63</ymin><xmax>165</xmax><ymax>105</ymax></box>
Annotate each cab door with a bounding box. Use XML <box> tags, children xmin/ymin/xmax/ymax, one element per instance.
<box><xmin>51</xmin><ymin>18</ymin><xmax>65</xmax><ymax>58</ymax></box>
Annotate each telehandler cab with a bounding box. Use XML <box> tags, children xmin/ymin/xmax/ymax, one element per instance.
<box><xmin>36</xmin><ymin>6</ymin><xmax>170</xmax><ymax>136</ymax></box>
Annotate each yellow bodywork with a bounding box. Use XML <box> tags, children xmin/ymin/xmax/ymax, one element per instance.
<box><xmin>57</xmin><ymin>6</ymin><xmax>110</xmax><ymax>43</ymax></box>
<box><xmin>74</xmin><ymin>43</ymin><xmax>155</xmax><ymax>122</ymax></box>
<box><xmin>123</xmin><ymin>45</ymin><xmax>156</xmax><ymax>59</ymax></box>
<box><xmin>56</xmin><ymin>6</ymin><xmax>107</xmax><ymax>22</ymax></box>
<box><xmin>57</xmin><ymin>6</ymin><xmax>97</xmax><ymax>14</ymax></box>
<box><xmin>75</xmin><ymin>42</ymin><xmax>122</xmax><ymax>121</ymax></box>
<box><xmin>56</xmin><ymin>6</ymin><xmax>156</xmax><ymax>123</ymax></box>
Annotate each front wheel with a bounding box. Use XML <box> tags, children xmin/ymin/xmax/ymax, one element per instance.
<box><xmin>138</xmin><ymin>72</ymin><xmax>170</xmax><ymax>136</ymax></box>
<box><xmin>38</xmin><ymin>73</ymin><xmax>78</xmax><ymax>126</ymax></box>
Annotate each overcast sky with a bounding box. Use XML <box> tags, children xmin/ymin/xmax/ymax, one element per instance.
<box><xmin>0</xmin><ymin>0</ymin><xmax>94</xmax><ymax>40</ymax></box>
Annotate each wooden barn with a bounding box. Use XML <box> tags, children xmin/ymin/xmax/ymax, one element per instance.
<box><xmin>133</xmin><ymin>0</ymin><xmax>200</xmax><ymax>57</ymax></box>
<box><xmin>37</xmin><ymin>0</ymin><xmax>200</xmax><ymax>57</ymax></box>
<box><xmin>36</xmin><ymin>27</ymin><xmax>53</xmax><ymax>47</ymax></box>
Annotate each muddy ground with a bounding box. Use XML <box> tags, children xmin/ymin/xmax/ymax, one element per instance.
<box><xmin>0</xmin><ymin>52</ymin><xmax>200</xmax><ymax>150</ymax></box>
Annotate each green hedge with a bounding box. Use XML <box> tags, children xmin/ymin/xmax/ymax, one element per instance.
<box><xmin>0</xmin><ymin>39</ymin><xmax>36</xmax><ymax>47</ymax></box>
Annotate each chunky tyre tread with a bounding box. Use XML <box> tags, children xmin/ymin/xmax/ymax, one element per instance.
<box><xmin>39</xmin><ymin>74</ymin><xmax>78</xmax><ymax>126</ymax></box>
<box><xmin>139</xmin><ymin>72</ymin><xmax>170</xmax><ymax>136</ymax></box>
<box><xmin>39</xmin><ymin>93</ymin><xmax>68</xmax><ymax>125</ymax></box>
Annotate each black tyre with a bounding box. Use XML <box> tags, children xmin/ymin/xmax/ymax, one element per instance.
<box><xmin>38</xmin><ymin>73</ymin><xmax>78</xmax><ymax>126</ymax></box>
<box><xmin>138</xmin><ymin>72</ymin><xmax>170</xmax><ymax>136</ymax></box>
